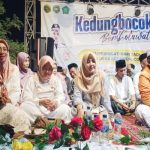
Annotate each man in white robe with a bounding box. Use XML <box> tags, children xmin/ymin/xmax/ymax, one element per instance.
<box><xmin>109</xmin><ymin>59</ymin><xmax>136</xmax><ymax>115</ymax></box>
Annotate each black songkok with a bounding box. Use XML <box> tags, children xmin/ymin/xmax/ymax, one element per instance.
<box><xmin>116</xmin><ymin>59</ymin><xmax>126</xmax><ymax>68</ymax></box>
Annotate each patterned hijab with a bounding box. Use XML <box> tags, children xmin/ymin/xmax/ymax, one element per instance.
<box><xmin>74</xmin><ymin>52</ymin><xmax>104</xmax><ymax>107</ymax></box>
<box><xmin>38</xmin><ymin>55</ymin><xmax>54</xmax><ymax>83</ymax></box>
<box><xmin>0</xmin><ymin>39</ymin><xmax>14</xmax><ymax>83</ymax></box>
<box><xmin>16</xmin><ymin>52</ymin><xmax>33</xmax><ymax>89</ymax></box>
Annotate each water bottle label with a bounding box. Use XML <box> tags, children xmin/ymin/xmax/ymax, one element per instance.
<box><xmin>101</xmin><ymin>125</ymin><xmax>109</xmax><ymax>133</ymax></box>
<box><xmin>114</xmin><ymin>118</ymin><xmax>122</xmax><ymax>125</ymax></box>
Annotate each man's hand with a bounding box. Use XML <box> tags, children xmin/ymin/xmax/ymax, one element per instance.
<box><xmin>121</xmin><ymin>103</ymin><xmax>130</xmax><ymax>111</ymax></box>
<box><xmin>129</xmin><ymin>103</ymin><xmax>135</xmax><ymax>111</ymax></box>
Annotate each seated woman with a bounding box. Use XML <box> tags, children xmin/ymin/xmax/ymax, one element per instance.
<box><xmin>72</xmin><ymin>52</ymin><xmax>114</xmax><ymax>119</ymax></box>
<box><xmin>0</xmin><ymin>39</ymin><xmax>31</xmax><ymax>133</ymax></box>
<box><xmin>16</xmin><ymin>52</ymin><xmax>33</xmax><ymax>90</ymax></box>
<box><xmin>20</xmin><ymin>55</ymin><xmax>72</xmax><ymax>125</ymax></box>
<box><xmin>16</xmin><ymin>52</ymin><xmax>33</xmax><ymax>103</ymax></box>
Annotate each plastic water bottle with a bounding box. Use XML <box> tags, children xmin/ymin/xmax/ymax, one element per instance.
<box><xmin>99</xmin><ymin>114</ymin><xmax>110</xmax><ymax>145</ymax></box>
<box><xmin>113</xmin><ymin>113</ymin><xmax>122</xmax><ymax>140</ymax></box>
<box><xmin>85</xmin><ymin>106</ymin><xmax>92</xmax><ymax>122</ymax></box>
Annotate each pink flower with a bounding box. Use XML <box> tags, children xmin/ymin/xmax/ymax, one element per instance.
<box><xmin>93</xmin><ymin>116</ymin><xmax>103</xmax><ymax>131</ymax></box>
<box><xmin>131</xmin><ymin>136</ymin><xmax>136</xmax><ymax>142</ymax></box>
<box><xmin>49</xmin><ymin>127</ymin><xmax>62</xmax><ymax>143</ymax></box>
<box><xmin>121</xmin><ymin>128</ymin><xmax>128</xmax><ymax>135</ymax></box>
<box><xmin>81</xmin><ymin>125</ymin><xmax>91</xmax><ymax>140</ymax></box>
<box><xmin>71</xmin><ymin>117</ymin><xmax>83</xmax><ymax>126</ymax></box>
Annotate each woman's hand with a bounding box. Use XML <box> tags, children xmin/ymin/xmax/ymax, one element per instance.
<box><xmin>48</xmin><ymin>100</ymin><xmax>57</xmax><ymax>111</ymax></box>
<box><xmin>39</xmin><ymin>99</ymin><xmax>57</xmax><ymax>111</ymax></box>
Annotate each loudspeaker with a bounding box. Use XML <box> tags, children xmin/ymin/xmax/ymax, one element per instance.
<box><xmin>29</xmin><ymin>37</ymin><xmax>54</xmax><ymax>72</ymax></box>
<box><xmin>29</xmin><ymin>39</ymin><xmax>38</xmax><ymax>72</ymax></box>
<box><xmin>29</xmin><ymin>38</ymin><xmax>46</xmax><ymax>71</ymax></box>
<box><xmin>46</xmin><ymin>37</ymin><xmax>54</xmax><ymax>58</ymax></box>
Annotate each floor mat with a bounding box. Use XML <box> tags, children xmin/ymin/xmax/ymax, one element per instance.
<box><xmin>122</xmin><ymin>114</ymin><xmax>149</xmax><ymax>140</ymax></box>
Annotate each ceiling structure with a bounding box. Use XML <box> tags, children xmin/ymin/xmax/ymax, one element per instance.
<box><xmin>24</xmin><ymin>0</ymin><xmax>150</xmax><ymax>50</ymax></box>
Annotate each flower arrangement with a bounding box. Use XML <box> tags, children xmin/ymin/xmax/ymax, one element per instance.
<box><xmin>118</xmin><ymin>128</ymin><xmax>136</xmax><ymax>145</ymax></box>
<box><xmin>0</xmin><ymin>126</ymin><xmax>33</xmax><ymax>150</ymax></box>
<box><xmin>35</xmin><ymin>116</ymin><xmax>103</xmax><ymax>150</ymax></box>
<box><xmin>0</xmin><ymin>128</ymin><xmax>12</xmax><ymax>149</ymax></box>
<box><xmin>12</xmin><ymin>138</ymin><xmax>33</xmax><ymax>150</ymax></box>
<box><xmin>1</xmin><ymin>117</ymin><xmax>150</xmax><ymax>150</ymax></box>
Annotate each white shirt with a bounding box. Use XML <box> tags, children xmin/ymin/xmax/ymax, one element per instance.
<box><xmin>5</xmin><ymin>65</ymin><xmax>21</xmax><ymax>105</ymax></box>
<box><xmin>133</xmin><ymin>72</ymin><xmax>141</xmax><ymax>100</ymax></box>
<box><xmin>22</xmin><ymin>74</ymin><xmax>65</xmax><ymax>106</ymax></box>
<box><xmin>109</xmin><ymin>75</ymin><xmax>135</xmax><ymax>103</ymax></box>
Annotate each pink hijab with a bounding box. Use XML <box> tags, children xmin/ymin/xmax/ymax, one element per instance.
<box><xmin>0</xmin><ymin>39</ymin><xmax>14</xmax><ymax>83</ymax></box>
<box><xmin>16</xmin><ymin>52</ymin><xmax>33</xmax><ymax>89</ymax></box>
<box><xmin>38</xmin><ymin>55</ymin><xmax>54</xmax><ymax>83</ymax></box>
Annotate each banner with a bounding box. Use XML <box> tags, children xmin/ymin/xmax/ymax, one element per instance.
<box><xmin>41</xmin><ymin>1</ymin><xmax>150</xmax><ymax>74</ymax></box>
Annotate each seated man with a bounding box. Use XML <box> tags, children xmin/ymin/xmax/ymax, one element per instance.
<box><xmin>135</xmin><ymin>50</ymin><xmax>150</xmax><ymax>127</ymax></box>
<box><xmin>133</xmin><ymin>53</ymin><xmax>148</xmax><ymax>101</ymax></box>
<box><xmin>67</xmin><ymin>63</ymin><xmax>80</xmax><ymax>100</ymax></box>
<box><xmin>127</xmin><ymin>63</ymin><xmax>136</xmax><ymax>80</ymax></box>
<box><xmin>109</xmin><ymin>59</ymin><xmax>136</xmax><ymax>115</ymax></box>
<box><xmin>20</xmin><ymin>55</ymin><xmax>72</xmax><ymax>125</ymax></box>
<box><xmin>62</xmin><ymin>67</ymin><xmax>72</xmax><ymax>96</ymax></box>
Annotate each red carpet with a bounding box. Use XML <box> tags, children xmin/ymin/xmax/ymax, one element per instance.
<box><xmin>122</xmin><ymin>114</ymin><xmax>149</xmax><ymax>140</ymax></box>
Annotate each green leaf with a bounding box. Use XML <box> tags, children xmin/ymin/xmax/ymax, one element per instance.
<box><xmin>36</xmin><ymin>143</ymin><xmax>45</xmax><ymax>150</ymax></box>
<box><xmin>88</xmin><ymin>120</ymin><xmax>93</xmax><ymax>129</ymax></box>
<box><xmin>64</xmin><ymin>133</ymin><xmax>72</xmax><ymax>143</ymax></box>
<box><xmin>120</xmin><ymin>135</ymin><xmax>131</xmax><ymax>144</ymax></box>
<box><xmin>0</xmin><ymin>128</ymin><xmax>6</xmax><ymax>136</ymax></box>
<box><xmin>83</xmin><ymin>117</ymin><xmax>88</xmax><ymax>126</ymax></box>
<box><xmin>0</xmin><ymin>135</ymin><xmax>6</xmax><ymax>144</ymax></box>
<box><xmin>0</xmin><ymin>129</ymin><xmax>7</xmax><ymax>144</ymax></box>
<box><xmin>138</xmin><ymin>131</ymin><xmax>150</xmax><ymax>138</ymax></box>
<box><xmin>53</xmin><ymin>139</ymin><xmax>63</xmax><ymax>149</ymax></box>
<box><xmin>83</xmin><ymin>143</ymin><xmax>90</xmax><ymax>150</ymax></box>
<box><xmin>46</xmin><ymin>122</ymin><xmax>55</xmax><ymax>133</ymax></box>
<box><xmin>72</xmin><ymin>132</ymin><xmax>80</xmax><ymax>141</ymax></box>
<box><xmin>61</xmin><ymin>123</ymin><xmax>69</xmax><ymax>134</ymax></box>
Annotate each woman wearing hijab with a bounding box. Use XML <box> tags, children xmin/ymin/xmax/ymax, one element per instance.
<box><xmin>20</xmin><ymin>55</ymin><xmax>72</xmax><ymax>125</ymax></box>
<box><xmin>16</xmin><ymin>52</ymin><xmax>33</xmax><ymax>90</ymax></box>
<box><xmin>16</xmin><ymin>52</ymin><xmax>33</xmax><ymax>104</ymax></box>
<box><xmin>0</xmin><ymin>39</ymin><xmax>31</xmax><ymax>133</ymax></box>
<box><xmin>73</xmin><ymin>52</ymin><xmax>114</xmax><ymax>118</ymax></box>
